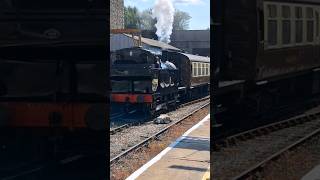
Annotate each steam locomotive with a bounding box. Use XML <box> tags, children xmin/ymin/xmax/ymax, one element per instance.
<box><xmin>111</xmin><ymin>47</ymin><xmax>210</xmax><ymax>116</ymax></box>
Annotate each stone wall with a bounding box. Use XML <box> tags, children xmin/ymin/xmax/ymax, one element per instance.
<box><xmin>110</xmin><ymin>0</ymin><xmax>124</xmax><ymax>29</ymax></box>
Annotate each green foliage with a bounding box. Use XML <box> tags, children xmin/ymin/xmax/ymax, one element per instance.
<box><xmin>173</xmin><ymin>10</ymin><xmax>191</xmax><ymax>30</ymax></box>
<box><xmin>124</xmin><ymin>6</ymin><xmax>141</xmax><ymax>29</ymax></box>
<box><xmin>140</xmin><ymin>8</ymin><xmax>157</xmax><ymax>31</ymax></box>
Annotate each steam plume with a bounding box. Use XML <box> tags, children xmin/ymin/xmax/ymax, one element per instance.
<box><xmin>152</xmin><ymin>0</ymin><xmax>174</xmax><ymax>43</ymax></box>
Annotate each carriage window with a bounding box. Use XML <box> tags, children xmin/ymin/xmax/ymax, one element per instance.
<box><xmin>282</xmin><ymin>6</ymin><xmax>290</xmax><ymax>18</ymax></box>
<box><xmin>295</xmin><ymin>7</ymin><xmax>303</xmax><ymax>43</ymax></box>
<box><xmin>307</xmin><ymin>7</ymin><xmax>313</xmax><ymax>18</ymax></box>
<box><xmin>268</xmin><ymin>20</ymin><xmax>278</xmax><ymax>45</ymax></box>
<box><xmin>192</xmin><ymin>62</ymin><xmax>197</xmax><ymax>77</ymax></box>
<box><xmin>202</xmin><ymin>63</ymin><xmax>205</xmax><ymax>76</ymax></box>
<box><xmin>306</xmin><ymin>7</ymin><xmax>314</xmax><ymax>42</ymax></box>
<box><xmin>268</xmin><ymin>5</ymin><xmax>277</xmax><ymax>18</ymax></box>
<box><xmin>282</xmin><ymin>6</ymin><xmax>291</xmax><ymax>44</ymax></box>
<box><xmin>198</xmin><ymin>63</ymin><xmax>202</xmax><ymax>76</ymax></box>
<box><xmin>296</xmin><ymin>7</ymin><xmax>303</xmax><ymax>18</ymax></box>
<box><xmin>266</xmin><ymin>4</ymin><xmax>278</xmax><ymax>46</ymax></box>
<box><xmin>316</xmin><ymin>11</ymin><xmax>319</xmax><ymax>37</ymax></box>
<box><xmin>205</xmin><ymin>64</ymin><xmax>209</xmax><ymax>75</ymax></box>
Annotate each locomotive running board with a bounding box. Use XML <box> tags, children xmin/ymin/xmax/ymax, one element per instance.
<box><xmin>256</xmin><ymin>80</ymin><xmax>268</xmax><ymax>85</ymax></box>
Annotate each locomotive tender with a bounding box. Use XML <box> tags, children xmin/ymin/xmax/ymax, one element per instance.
<box><xmin>111</xmin><ymin>47</ymin><xmax>210</xmax><ymax>116</ymax></box>
<box><xmin>214</xmin><ymin>0</ymin><xmax>320</xmax><ymax>126</ymax></box>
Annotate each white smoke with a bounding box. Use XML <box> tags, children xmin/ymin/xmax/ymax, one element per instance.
<box><xmin>152</xmin><ymin>0</ymin><xmax>175</xmax><ymax>43</ymax></box>
<box><xmin>174</xmin><ymin>0</ymin><xmax>203</xmax><ymax>4</ymax></box>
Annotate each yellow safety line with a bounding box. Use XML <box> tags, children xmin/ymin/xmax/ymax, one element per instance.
<box><xmin>202</xmin><ymin>167</ymin><xmax>210</xmax><ymax>180</ymax></box>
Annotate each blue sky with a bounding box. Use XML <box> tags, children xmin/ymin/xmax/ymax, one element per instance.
<box><xmin>124</xmin><ymin>0</ymin><xmax>210</xmax><ymax>30</ymax></box>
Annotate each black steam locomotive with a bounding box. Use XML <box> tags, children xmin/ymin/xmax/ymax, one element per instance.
<box><xmin>111</xmin><ymin>47</ymin><xmax>210</xmax><ymax>116</ymax></box>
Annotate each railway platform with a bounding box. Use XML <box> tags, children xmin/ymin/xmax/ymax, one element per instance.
<box><xmin>302</xmin><ymin>165</ymin><xmax>320</xmax><ymax>180</ymax></box>
<box><xmin>126</xmin><ymin>114</ymin><xmax>210</xmax><ymax>180</ymax></box>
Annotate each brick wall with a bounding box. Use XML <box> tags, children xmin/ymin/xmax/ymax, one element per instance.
<box><xmin>110</xmin><ymin>0</ymin><xmax>124</xmax><ymax>29</ymax></box>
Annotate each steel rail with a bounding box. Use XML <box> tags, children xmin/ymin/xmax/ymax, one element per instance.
<box><xmin>110</xmin><ymin>101</ymin><xmax>210</xmax><ymax>165</ymax></box>
<box><xmin>110</xmin><ymin>124</ymin><xmax>129</xmax><ymax>134</ymax></box>
<box><xmin>214</xmin><ymin>111</ymin><xmax>320</xmax><ymax>149</ymax></box>
<box><xmin>109</xmin><ymin>96</ymin><xmax>210</xmax><ymax>135</ymax></box>
<box><xmin>232</xmin><ymin>126</ymin><xmax>320</xmax><ymax>179</ymax></box>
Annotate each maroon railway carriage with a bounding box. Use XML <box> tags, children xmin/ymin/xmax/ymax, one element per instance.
<box><xmin>216</xmin><ymin>0</ymin><xmax>320</xmax><ymax>116</ymax></box>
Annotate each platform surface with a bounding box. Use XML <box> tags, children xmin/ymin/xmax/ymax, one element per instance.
<box><xmin>302</xmin><ymin>165</ymin><xmax>320</xmax><ymax>180</ymax></box>
<box><xmin>127</xmin><ymin>114</ymin><xmax>210</xmax><ymax>180</ymax></box>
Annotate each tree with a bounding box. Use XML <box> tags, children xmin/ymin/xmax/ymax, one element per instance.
<box><xmin>173</xmin><ymin>10</ymin><xmax>191</xmax><ymax>30</ymax></box>
<box><xmin>140</xmin><ymin>8</ymin><xmax>157</xmax><ymax>31</ymax></box>
<box><xmin>124</xmin><ymin>6</ymin><xmax>141</xmax><ymax>29</ymax></box>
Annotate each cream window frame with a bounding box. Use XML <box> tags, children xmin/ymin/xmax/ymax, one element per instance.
<box><xmin>305</xmin><ymin>6</ymin><xmax>316</xmax><ymax>45</ymax></box>
<box><xmin>264</xmin><ymin>1</ymin><xmax>320</xmax><ymax>49</ymax></box>
<box><xmin>202</xmin><ymin>63</ymin><xmax>205</xmax><ymax>76</ymax></box>
<box><xmin>294</xmin><ymin>5</ymin><xmax>305</xmax><ymax>46</ymax></box>
<box><xmin>205</xmin><ymin>63</ymin><xmax>209</xmax><ymax>76</ymax></box>
<box><xmin>264</xmin><ymin>2</ymin><xmax>280</xmax><ymax>49</ymax></box>
<box><xmin>316</xmin><ymin>7</ymin><xmax>320</xmax><ymax>44</ymax></box>
<box><xmin>280</xmin><ymin>5</ymin><xmax>293</xmax><ymax>47</ymax></box>
<box><xmin>192</xmin><ymin>62</ymin><xmax>198</xmax><ymax>77</ymax></box>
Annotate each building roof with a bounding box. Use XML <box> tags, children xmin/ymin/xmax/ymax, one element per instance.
<box><xmin>123</xmin><ymin>34</ymin><xmax>181</xmax><ymax>51</ymax></box>
<box><xmin>180</xmin><ymin>52</ymin><xmax>210</xmax><ymax>63</ymax></box>
<box><xmin>171</xmin><ymin>30</ymin><xmax>210</xmax><ymax>42</ymax></box>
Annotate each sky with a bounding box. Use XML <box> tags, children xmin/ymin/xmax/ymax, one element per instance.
<box><xmin>124</xmin><ymin>0</ymin><xmax>210</xmax><ymax>30</ymax></box>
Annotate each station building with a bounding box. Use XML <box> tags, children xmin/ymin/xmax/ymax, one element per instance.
<box><xmin>170</xmin><ymin>30</ymin><xmax>210</xmax><ymax>57</ymax></box>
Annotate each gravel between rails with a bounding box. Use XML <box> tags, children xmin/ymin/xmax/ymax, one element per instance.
<box><xmin>212</xmin><ymin>106</ymin><xmax>320</xmax><ymax>180</ymax></box>
<box><xmin>110</xmin><ymin>99</ymin><xmax>210</xmax><ymax>159</ymax></box>
<box><xmin>262</xmin><ymin>135</ymin><xmax>320</xmax><ymax>179</ymax></box>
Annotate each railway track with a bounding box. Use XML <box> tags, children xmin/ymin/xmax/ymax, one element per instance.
<box><xmin>233</xmin><ymin>126</ymin><xmax>320</xmax><ymax>179</ymax></box>
<box><xmin>214</xmin><ymin>110</ymin><xmax>320</xmax><ymax>149</ymax></box>
<box><xmin>110</xmin><ymin>124</ymin><xmax>129</xmax><ymax>135</ymax></box>
<box><xmin>110</xmin><ymin>100</ymin><xmax>210</xmax><ymax>165</ymax></box>
<box><xmin>212</xmin><ymin>105</ymin><xmax>320</xmax><ymax>179</ymax></box>
<box><xmin>109</xmin><ymin>96</ymin><xmax>210</xmax><ymax>134</ymax></box>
